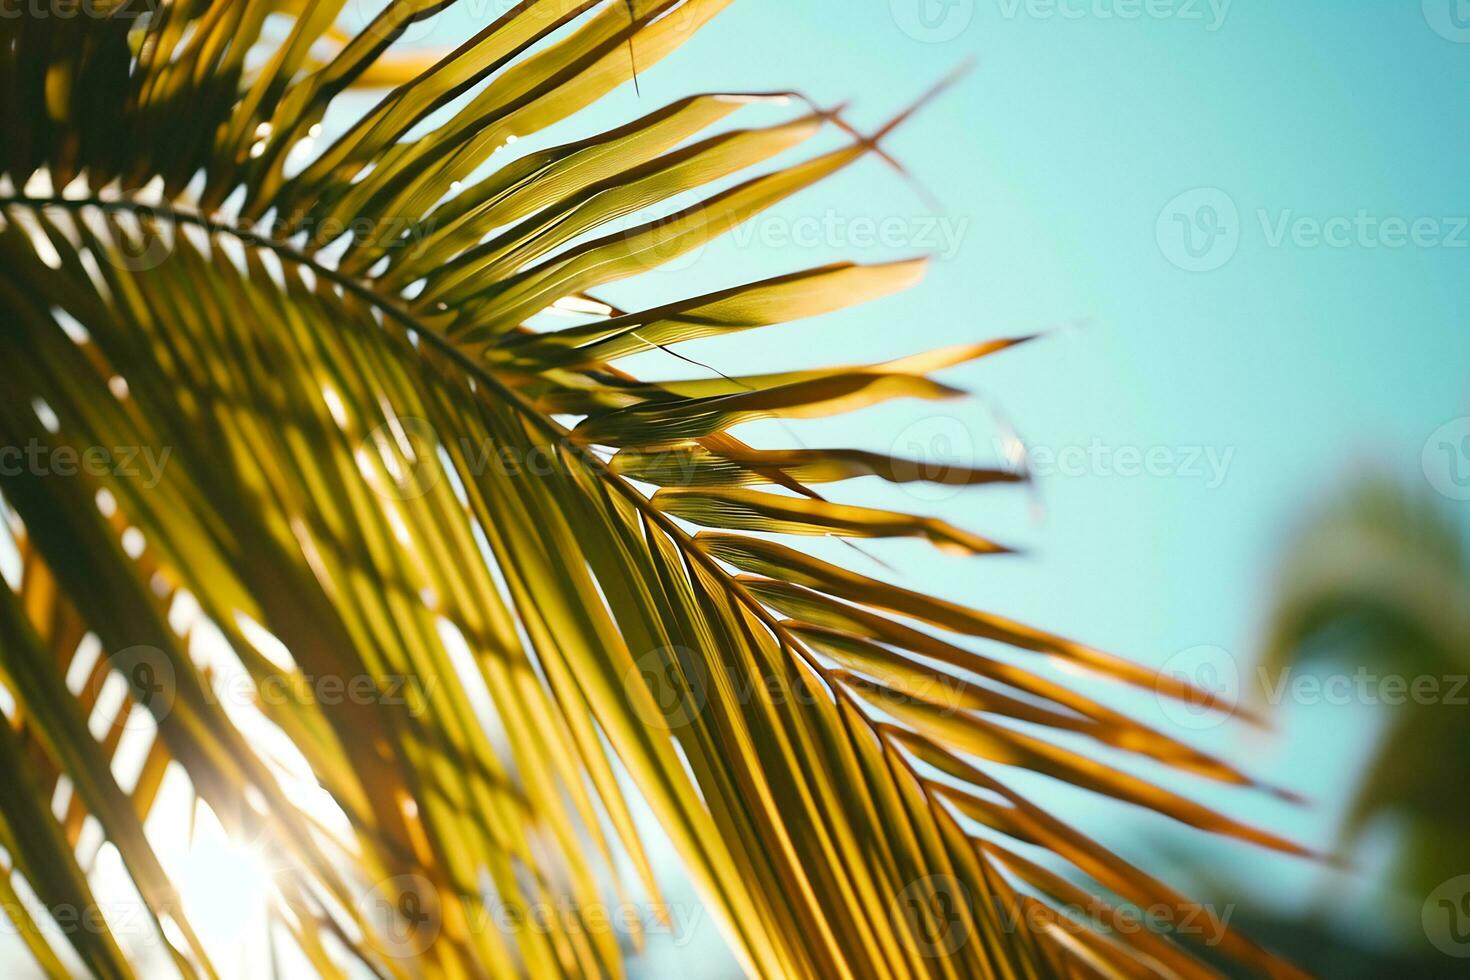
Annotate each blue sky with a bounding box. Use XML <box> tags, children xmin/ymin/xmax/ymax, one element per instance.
<box><xmin>557</xmin><ymin>1</ymin><xmax>1469</xmax><ymax>971</ymax></box>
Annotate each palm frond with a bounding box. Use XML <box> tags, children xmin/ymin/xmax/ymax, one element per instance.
<box><xmin>1259</xmin><ymin>476</ymin><xmax>1470</xmax><ymax>899</ymax></box>
<box><xmin>0</xmin><ymin>3</ymin><xmax>1304</xmax><ymax>977</ymax></box>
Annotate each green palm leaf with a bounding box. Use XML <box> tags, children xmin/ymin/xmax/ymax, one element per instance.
<box><xmin>0</xmin><ymin>3</ymin><xmax>1303</xmax><ymax>977</ymax></box>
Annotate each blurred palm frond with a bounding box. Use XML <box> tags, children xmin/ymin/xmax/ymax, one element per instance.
<box><xmin>0</xmin><ymin>3</ymin><xmax>1304</xmax><ymax>978</ymax></box>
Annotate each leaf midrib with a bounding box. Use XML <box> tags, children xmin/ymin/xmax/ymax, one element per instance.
<box><xmin>0</xmin><ymin>191</ymin><xmax>953</xmax><ymax>835</ymax></box>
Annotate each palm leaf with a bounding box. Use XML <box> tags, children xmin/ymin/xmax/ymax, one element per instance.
<box><xmin>0</xmin><ymin>3</ymin><xmax>1303</xmax><ymax>977</ymax></box>
<box><xmin>1259</xmin><ymin>477</ymin><xmax>1470</xmax><ymax>899</ymax></box>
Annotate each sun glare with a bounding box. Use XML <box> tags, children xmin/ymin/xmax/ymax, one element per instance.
<box><xmin>176</xmin><ymin>809</ymin><xmax>273</xmax><ymax>957</ymax></box>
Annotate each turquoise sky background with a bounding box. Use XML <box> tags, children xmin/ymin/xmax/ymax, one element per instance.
<box><xmin>541</xmin><ymin>1</ymin><xmax>1469</xmax><ymax>973</ymax></box>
